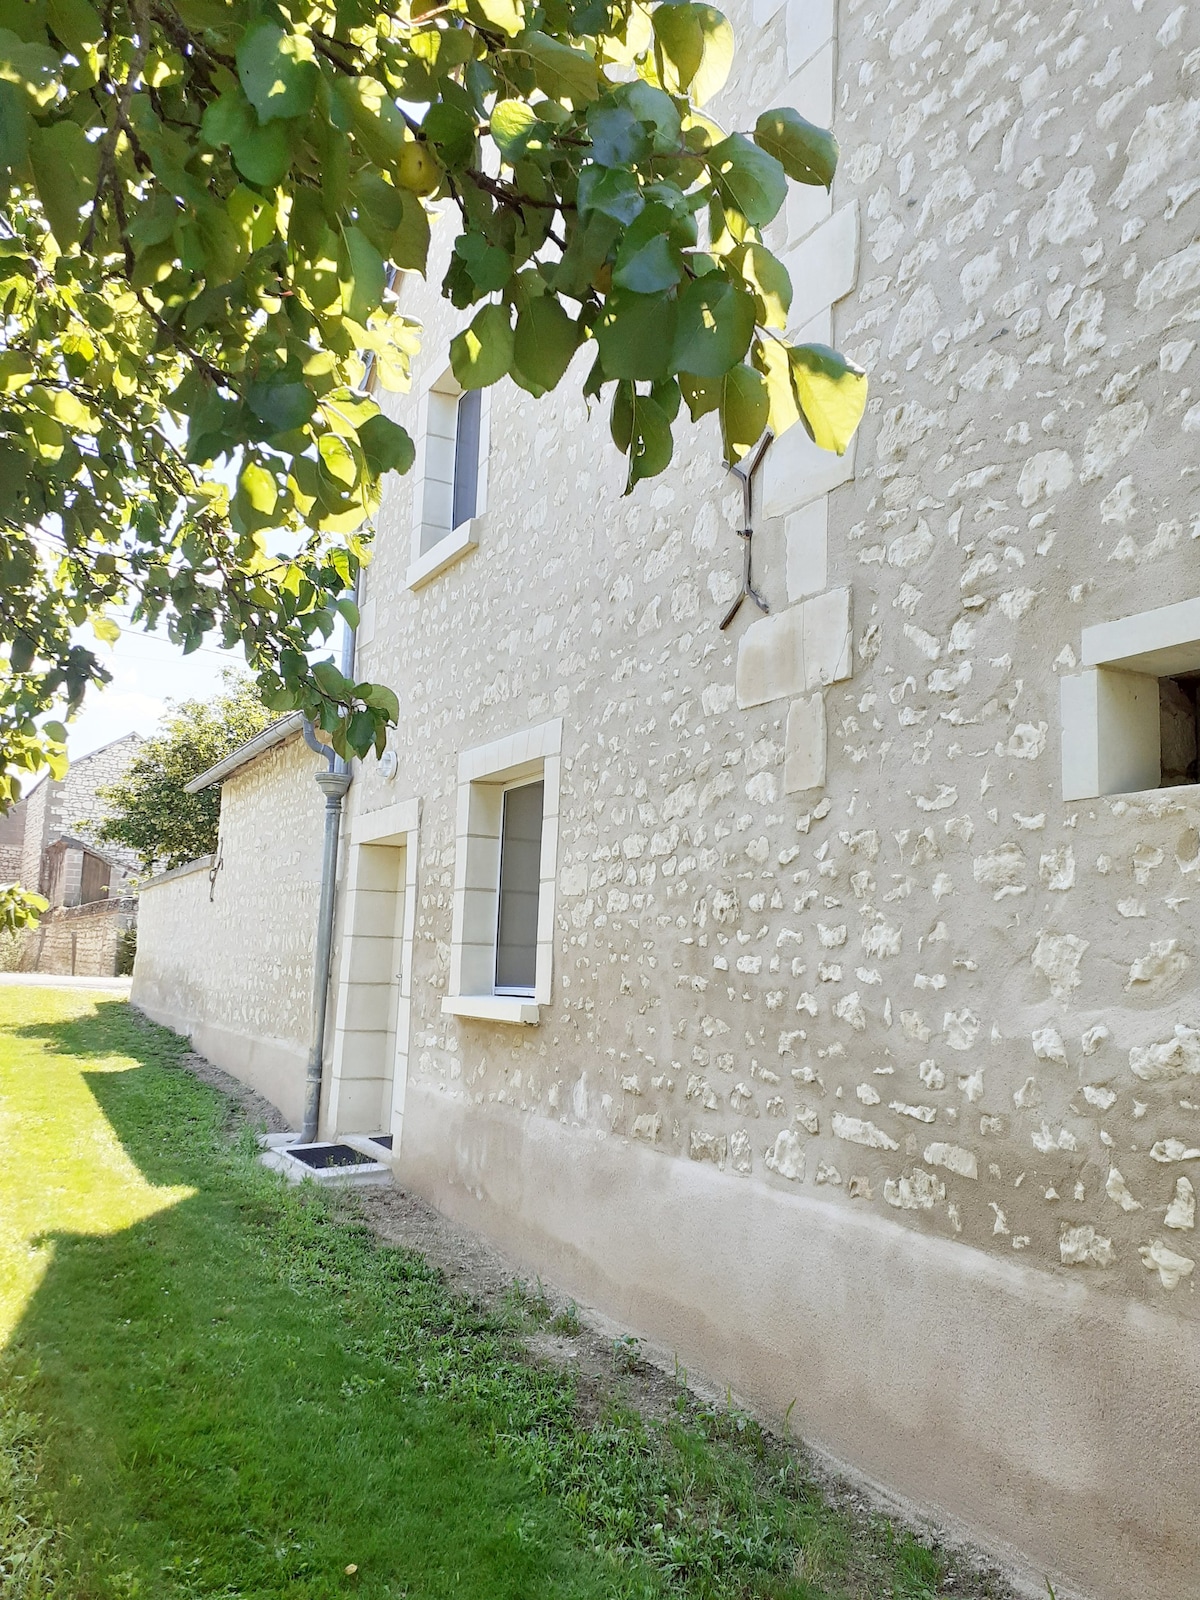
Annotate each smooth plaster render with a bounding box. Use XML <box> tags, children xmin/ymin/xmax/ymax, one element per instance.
<box><xmin>399</xmin><ymin>1081</ymin><xmax>1200</xmax><ymax>1600</ymax></box>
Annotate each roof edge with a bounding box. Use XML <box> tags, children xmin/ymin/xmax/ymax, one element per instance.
<box><xmin>184</xmin><ymin>713</ymin><xmax>307</xmax><ymax>794</ymax></box>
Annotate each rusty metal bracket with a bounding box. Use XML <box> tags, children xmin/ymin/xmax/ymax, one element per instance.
<box><xmin>719</xmin><ymin>431</ymin><xmax>772</xmax><ymax>631</ymax></box>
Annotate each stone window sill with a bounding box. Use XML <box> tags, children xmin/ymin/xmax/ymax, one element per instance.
<box><xmin>441</xmin><ymin>994</ymin><xmax>540</xmax><ymax>1026</ymax></box>
<box><xmin>406</xmin><ymin>519</ymin><xmax>480</xmax><ymax>591</ymax></box>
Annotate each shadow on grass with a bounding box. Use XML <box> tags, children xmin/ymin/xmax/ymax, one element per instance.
<box><xmin>6</xmin><ymin>1004</ymin><xmax>647</xmax><ymax>1600</ymax></box>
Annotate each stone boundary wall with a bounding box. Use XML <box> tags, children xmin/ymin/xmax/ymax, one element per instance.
<box><xmin>21</xmin><ymin>898</ymin><xmax>136</xmax><ymax>978</ymax></box>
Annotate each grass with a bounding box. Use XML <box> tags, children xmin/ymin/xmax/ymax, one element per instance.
<box><xmin>0</xmin><ymin>986</ymin><xmax>981</xmax><ymax>1600</ymax></box>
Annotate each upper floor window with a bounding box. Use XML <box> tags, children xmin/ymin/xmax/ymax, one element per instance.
<box><xmin>407</xmin><ymin>368</ymin><xmax>489</xmax><ymax>590</ymax></box>
<box><xmin>451</xmin><ymin>389</ymin><xmax>482</xmax><ymax>530</ymax></box>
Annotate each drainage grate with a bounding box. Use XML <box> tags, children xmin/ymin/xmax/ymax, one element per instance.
<box><xmin>288</xmin><ymin>1142</ymin><xmax>377</xmax><ymax>1170</ymax></box>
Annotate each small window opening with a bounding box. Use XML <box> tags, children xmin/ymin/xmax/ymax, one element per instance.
<box><xmin>452</xmin><ymin>389</ymin><xmax>481</xmax><ymax>530</ymax></box>
<box><xmin>494</xmin><ymin>780</ymin><xmax>543</xmax><ymax>995</ymax></box>
<box><xmin>1160</xmin><ymin>676</ymin><xmax>1200</xmax><ymax>786</ymax></box>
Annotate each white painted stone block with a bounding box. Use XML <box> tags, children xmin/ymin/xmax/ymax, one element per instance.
<box><xmin>736</xmin><ymin>587</ymin><xmax>852</xmax><ymax>709</ymax></box>
<box><xmin>784</xmin><ymin>693</ymin><xmax>827</xmax><ymax>793</ymax></box>
<box><xmin>789</xmin><ymin>40</ymin><xmax>835</xmax><ymax>128</ymax></box>
<box><xmin>780</xmin><ymin>202</ymin><xmax>860</xmax><ymax>331</ymax></box>
<box><xmin>752</xmin><ymin>0</ymin><xmax>787</xmax><ymax>25</ymax></box>
<box><xmin>1081</xmin><ymin>594</ymin><xmax>1200</xmax><ymax>678</ymax></box>
<box><xmin>1060</xmin><ymin>668</ymin><xmax>1160</xmax><ymax>801</ymax></box>
<box><xmin>785</xmin><ymin>499</ymin><xmax>828</xmax><ymax>601</ymax></box>
<box><xmin>786</xmin><ymin>0</ymin><xmax>835</xmax><ymax>76</ymax></box>
<box><xmin>786</xmin><ymin>183</ymin><xmax>834</xmax><ymax>250</ymax></box>
<box><xmin>762</xmin><ymin>424</ymin><xmax>856</xmax><ymax>519</ymax></box>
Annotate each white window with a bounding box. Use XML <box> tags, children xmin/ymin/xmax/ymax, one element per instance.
<box><xmin>406</xmin><ymin>368</ymin><xmax>490</xmax><ymax>592</ymax></box>
<box><xmin>1061</xmin><ymin>595</ymin><xmax>1200</xmax><ymax>799</ymax></box>
<box><xmin>443</xmin><ymin>719</ymin><xmax>561</xmax><ymax>1026</ymax></box>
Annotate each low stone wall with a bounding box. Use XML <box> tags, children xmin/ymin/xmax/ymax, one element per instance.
<box><xmin>21</xmin><ymin>898</ymin><xmax>137</xmax><ymax>978</ymax></box>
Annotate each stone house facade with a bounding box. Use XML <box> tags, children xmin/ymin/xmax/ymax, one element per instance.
<box><xmin>4</xmin><ymin>734</ymin><xmax>142</xmax><ymax>976</ymax></box>
<box><xmin>133</xmin><ymin>3</ymin><xmax>1200</xmax><ymax>1595</ymax></box>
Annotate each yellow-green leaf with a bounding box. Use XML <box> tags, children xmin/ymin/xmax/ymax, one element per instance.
<box><xmin>789</xmin><ymin>342</ymin><xmax>868</xmax><ymax>455</ymax></box>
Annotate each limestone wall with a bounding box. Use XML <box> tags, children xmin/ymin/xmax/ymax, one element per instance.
<box><xmin>131</xmin><ymin>733</ymin><xmax>326</xmax><ymax>1128</ymax></box>
<box><xmin>335</xmin><ymin>1</ymin><xmax>1200</xmax><ymax>1593</ymax></box>
<box><xmin>20</xmin><ymin>898</ymin><xmax>136</xmax><ymax>977</ymax></box>
<box><xmin>16</xmin><ymin>733</ymin><xmax>142</xmax><ymax>895</ymax></box>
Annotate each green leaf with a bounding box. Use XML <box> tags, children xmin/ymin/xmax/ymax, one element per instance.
<box><xmin>318</xmin><ymin>431</ymin><xmax>358</xmax><ymax>489</ymax></box>
<box><xmin>237</xmin><ymin>21</ymin><xmax>318</xmax><ymax>124</ymax></box>
<box><xmin>671</xmin><ymin>276</ymin><xmax>755</xmax><ymax>378</ymax></box>
<box><xmin>577</xmin><ymin>166</ymin><xmax>644</xmax><ymax>225</ymax></box>
<box><xmin>190</xmin><ymin>197</ymin><xmax>243</xmax><ymax>282</ymax></box>
<box><xmin>490</xmin><ymin>99</ymin><xmax>544</xmax><ymax>161</ymax></box>
<box><xmin>515</xmin><ymin>30</ymin><xmax>601</xmax><ymax>104</ymax></box>
<box><xmin>200</xmin><ymin>88</ymin><xmax>256</xmax><ymax>150</ymax></box>
<box><xmin>594</xmin><ymin>289</ymin><xmax>677</xmax><ymax>382</ymax></box>
<box><xmin>754</xmin><ymin>108</ymin><xmax>838</xmax><ymax>188</ymax></box>
<box><xmin>789</xmin><ymin>342</ymin><xmax>868</xmax><ymax>455</ymax></box>
<box><xmin>90</xmin><ymin>613</ymin><xmax>120</xmax><ymax>644</ymax></box>
<box><xmin>719</xmin><ymin>364</ymin><xmax>768</xmax><ymax>463</ymax></box>
<box><xmin>610</xmin><ymin>379</ymin><xmax>633</xmax><ymax>451</ymax></box>
<box><xmin>28</xmin><ymin>119</ymin><xmax>98</xmax><ymax>248</ymax></box>
<box><xmin>754</xmin><ymin>335</ymin><xmax>800</xmax><ymax>437</ymax></box>
<box><xmin>586</xmin><ymin>103</ymin><xmax>647</xmax><ymax>167</ymax></box>
<box><xmin>624</xmin><ymin>392</ymin><xmax>672</xmax><ymax>492</ymax></box>
<box><xmin>513</xmin><ymin>294</ymin><xmax>579</xmax><ymax>392</ymax></box>
<box><xmin>390</xmin><ymin>187</ymin><xmax>430</xmax><ymax>272</ymax></box>
<box><xmin>466</xmin><ymin>0</ymin><xmax>526</xmax><ymax>36</ymax></box>
<box><xmin>454</xmin><ymin>232</ymin><xmax>512</xmax><ymax>294</ymax></box>
<box><xmin>732</xmin><ymin>242</ymin><xmax>791</xmax><ymax>329</ymax></box>
<box><xmin>47</xmin><ymin>0</ymin><xmax>103</xmax><ymax>52</ymax></box>
<box><xmin>708</xmin><ymin>133</ymin><xmax>787</xmax><ymax>227</ymax></box>
<box><xmin>0</xmin><ymin>349</ymin><xmax>33</xmax><ymax>391</ymax></box>
<box><xmin>619</xmin><ymin>81</ymin><xmax>681</xmax><ymax>152</ymax></box>
<box><xmin>0</xmin><ymin>79</ymin><xmax>27</xmax><ymax>171</ymax></box>
<box><xmin>358</xmin><ymin>412</ymin><xmax>415</xmax><ymax>475</ymax></box>
<box><xmin>230</xmin><ymin>118</ymin><xmax>292</xmax><ymax>186</ymax></box>
<box><xmin>362</xmin><ymin>682</ymin><xmax>400</xmax><ymax>719</ymax></box>
<box><xmin>612</xmin><ymin>229</ymin><xmax>682</xmax><ymax>294</ymax></box>
<box><xmin>652</xmin><ymin>3</ymin><xmax>733</xmax><ymax>106</ymax></box>
<box><xmin>312</xmin><ymin>658</ymin><xmax>352</xmax><ymax>699</ymax></box>
<box><xmin>424</xmin><ymin>100</ymin><xmax>476</xmax><ymax>167</ymax></box>
<box><xmin>238</xmin><ymin>459</ymin><xmax>278</xmax><ymax>515</ymax></box>
<box><xmin>0</xmin><ymin>28</ymin><xmax>62</xmax><ymax>103</ymax></box>
<box><xmin>246</xmin><ymin>380</ymin><xmax>315</xmax><ymax>433</ymax></box>
<box><xmin>338</xmin><ymin>225</ymin><xmax>385</xmax><ymax>325</ymax></box>
<box><xmin>450</xmin><ymin>302</ymin><xmax>514</xmax><ymax>389</ymax></box>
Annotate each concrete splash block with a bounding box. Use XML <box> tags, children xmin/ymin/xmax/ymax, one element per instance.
<box><xmin>736</xmin><ymin>587</ymin><xmax>853</xmax><ymax>710</ymax></box>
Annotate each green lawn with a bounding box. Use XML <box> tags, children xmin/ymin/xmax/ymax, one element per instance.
<box><xmin>0</xmin><ymin>987</ymin><xmax>973</xmax><ymax>1600</ymax></box>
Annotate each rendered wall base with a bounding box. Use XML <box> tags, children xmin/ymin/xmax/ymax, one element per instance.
<box><xmin>399</xmin><ymin>1081</ymin><xmax>1199</xmax><ymax>1600</ymax></box>
<box><xmin>133</xmin><ymin>995</ymin><xmax>303</xmax><ymax>1131</ymax></box>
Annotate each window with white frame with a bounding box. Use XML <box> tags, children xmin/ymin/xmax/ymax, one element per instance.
<box><xmin>443</xmin><ymin>719</ymin><xmax>561</xmax><ymax>1026</ymax></box>
<box><xmin>1062</xmin><ymin>595</ymin><xmax>1200</xmax><ymax>799</ymax></box>
<box><xmin>407</xmin><ymin>369</ymin><xmax>489</xmax><ymax>591</ymax></box>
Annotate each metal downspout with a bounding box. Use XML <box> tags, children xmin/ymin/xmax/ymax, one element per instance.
<box><xmin>298</xmin><ymin>612</ymin><xmax>356</xmax><ymax>1145</ymax></box>
<box><xmin>295</xmin><ymin>310</ymin><xmax>394</xmax><ymax>1145</ymax></box>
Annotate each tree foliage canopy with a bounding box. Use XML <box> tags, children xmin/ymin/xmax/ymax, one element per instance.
<box><xmin>0</xmin><ymin>0</ymin><xmax>867</xmax><ymax>921</ymax></box>
<box><xmin>96</xmin><ymin>670</ymin><xmax>273</xmax><ymax>871</ymax></box>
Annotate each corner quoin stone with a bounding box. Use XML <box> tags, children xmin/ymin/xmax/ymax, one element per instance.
<box><xmin>784</xmin><ymin>693</ymin><xmax>827</xmax><ymax>794</ymax></box>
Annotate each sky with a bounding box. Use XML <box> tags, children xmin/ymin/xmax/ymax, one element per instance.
<box><xmin>66</xmin><ymin>621</ymin><xmax>248</xmax><ymax>758</ymax></box>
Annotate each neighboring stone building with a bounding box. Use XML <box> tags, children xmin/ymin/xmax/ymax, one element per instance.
<box><xmin>5</xmin><ymin>733</ymin><xmax>142</xmax><ymax>975</ymax></box>
<box><xmin>133</xmin><ymin>4</ymin><xmax>1200</xmax><ymax>1596</ymax></box>
<box><xmin>7</xmin><ymin>733</ymin><xmax>141</xmax><ymax>898</ymax></box>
